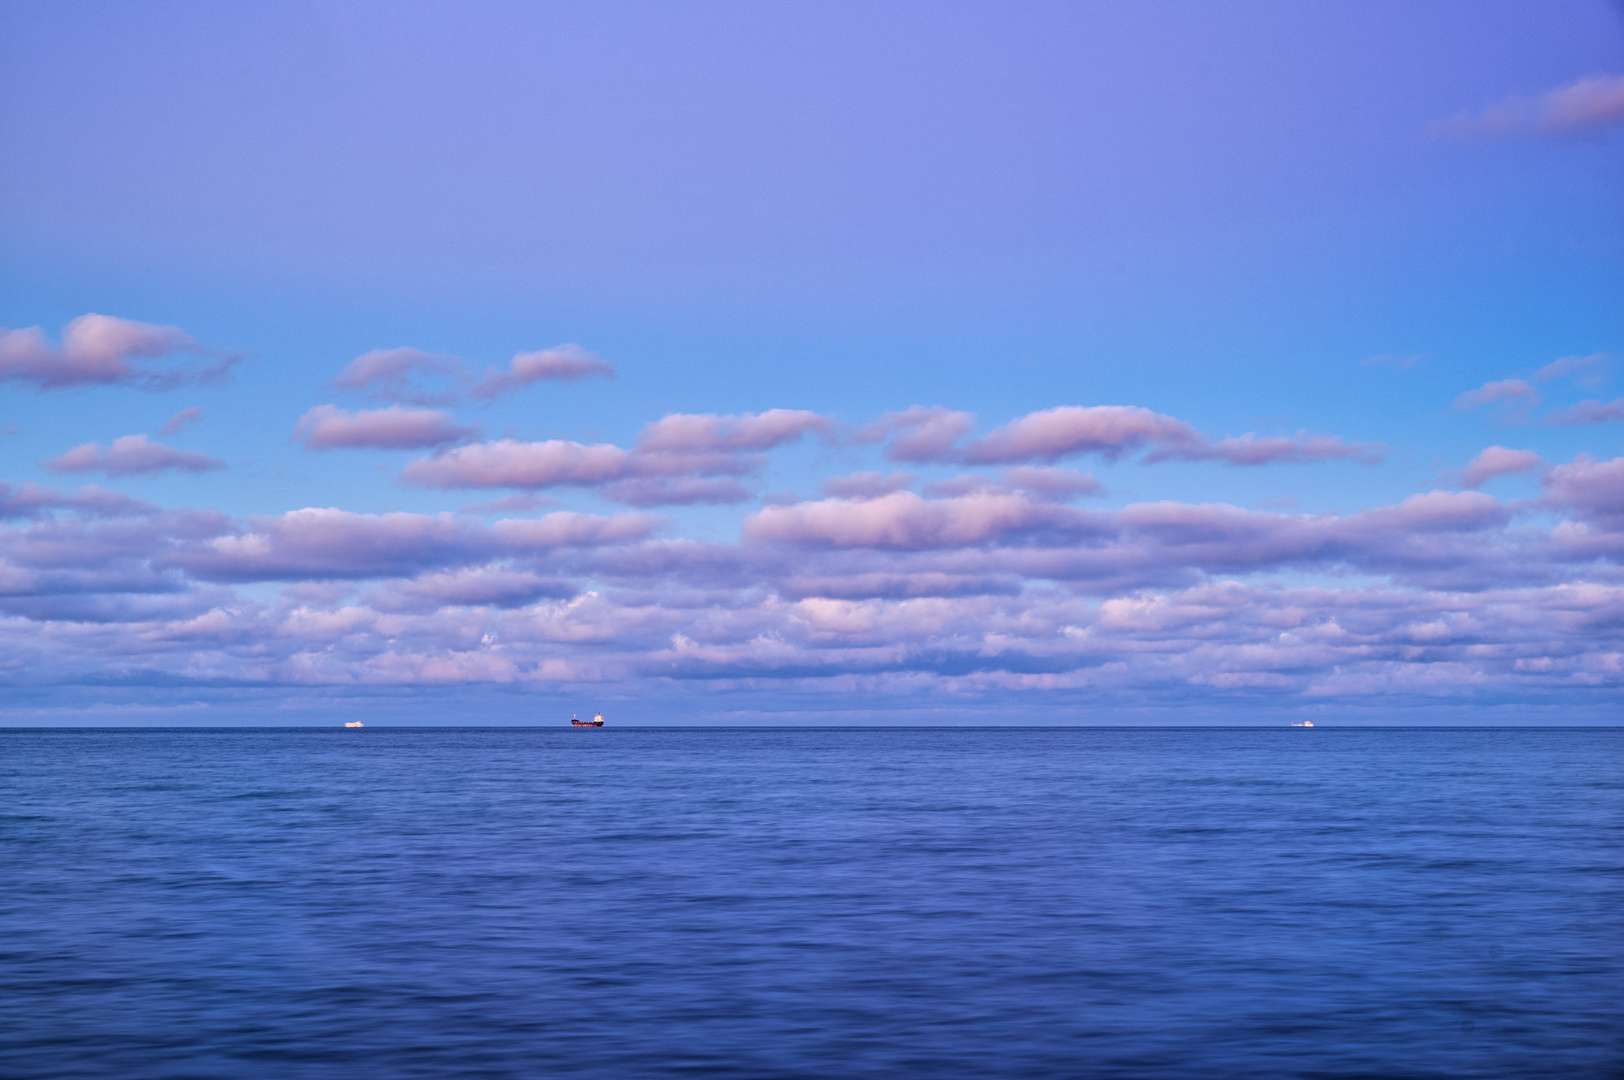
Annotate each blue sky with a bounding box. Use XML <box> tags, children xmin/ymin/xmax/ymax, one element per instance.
<box><xmin>1</xmin><ymin>1</ymin><xmax>1621</xmax><ymax>723</ymax></box>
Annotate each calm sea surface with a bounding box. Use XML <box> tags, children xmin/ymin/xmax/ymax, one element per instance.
<box><xmin>1</xmin><ymin>727</ymin><xmax>1619</xmax><ymax>1079</ymax></box>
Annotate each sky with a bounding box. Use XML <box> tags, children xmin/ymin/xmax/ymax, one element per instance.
<box><xmin>1</xmin><ymin>0</ymin><xmax>1621</xmax><ymax>725</ymax></box>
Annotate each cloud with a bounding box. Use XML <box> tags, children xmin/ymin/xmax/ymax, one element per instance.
<box><xmin>0</xmin><ymin>482</ymin><xmax>157</xmax><ymax>520</ymax></box>
<box><xmin>158</xmin><ymin>407</ymin><xmax>203</xmax><ymax>435</ymax></box>
<box><xmin>868</xmin><ymin>405</ymin><xmax>1380</xmax><ymax>467</ymax></box>
<box><xmin>600</xmin><ymin>477</ymin><xmax>754</xmax><ymax>507</ymax></box>
<box><xmin>821</xmin><ymin>471</ymin><xmax>916</xmax><ymax>499</ymax></box>
<box><xmin>4</xmin><ymin>457</ymin><xmax>1622</xmax><ymax>716</ymax></box>
<box><xmin>1460</xmin><ymin>446</ymin><xmax>1545</xmax><ymax>488</ymax></box>
<box><xmin>920</xmin><ymin>467</ymin><xmax>1106</xmax><ymax>500</ymax></box>
<box><xmin>171</xmin><ymin>508</ymin><xmax>490</xmax><ymax>581</ymax></box>
<box><xmin>1182</xmin><ymin>433</ymin><xmax>1380</xmax><ymax>466</ymax></box>
<box><xmin>737</xmin><ymin>487</ymin><xmax>1524</xmax><ymax>602</ymax></box>
<box><xmin>166</xmin><ymin>506</ymin><xmax>657</xmax><ymax>582</ymax></box>
<box><xmin>963</xmin><ymin>406</ymin><xmax>1198</xmax><ymax>464</ymax></box>
<box><xmin>859</xmin><ymin>407</ymin><xmax>978</xmax><ymax>462</ymax></box>
<box><xmin>1532</xmin><ymin>354</ymin><xmax>1605</xmax><ymax>383</ymax></box>
<box><xmin>745</xmin><ymin>490</ymin><xmax>1096</xmax><ymax>550</ymax></box>
<box><xmin>402</xmin><ymin>410</ymin><xmax>831</xmax><ymax>504</ymax></box>
<box><xmin>372</xmin><ymin>567</ymin><xmax>577</xmax><ymax>611</ymax></box>
<box><xmin>1001</xmin><ymin>466</ymin><xmax>1104</xmax><ymax>499</ymax></box>
<box><xmin>490</xmin><ymin>511</ymin><xmax>662</xmax><ymax>549</ymax></box>
<box><xmin>633</xmin><ymin>409</ymin><xmax>830</xmax><ymax>453</ymax></box>
<box><xmin>1546</xmin><ymin>399</ymin><xmax>1624</xmax><ymax>425</ymax></box>
<box><xmin>333</xmin><ymin>348</ymin><xmax>468</xmax><ymax>405</ymax></box>
<box><xmin>403</xmin><ymin>439</ymin><xmax>632</xmax><ymax>489</ymax></box>
<box><xmin>1542</xmin><ymin>455</ymin><xmax>1624</xmax><ymax>531</ymax></box>
<box><xmin>471</xmin><ymin>345</ymin><xmax>616</xmax><ymax>399</ymax></box>
<box><xmin>293</xmin><ymin>405</ymin><xmax>476</xmax><ymax>450</ymax></box>
<box><xmin>335</xmin><ymin>344</ymin><xmax>615</xmax><ymax>405</ymax></box>
<box><xmin>458</xmin><ymin>494</ymin><xmax>558</xmax><ymax>516</ymax></box>
<box><xmin>44</xmin><ymin>435</ymin><xmax>226</xmax><ymax>477</ymax></box>
<box><xmin>1455</xmin><ymin>379</ymin><xmax>1538</xmax><ymax>411</ymax></box>
<box><xmin>0</xmin><ymin>314</ymin><xmax>235</xmax><ymax>390</ymax></box>
<box><xmin>1434</xmin><ymin>73</ymin><xmax>1624</xmax><ymax>138</ymax></box>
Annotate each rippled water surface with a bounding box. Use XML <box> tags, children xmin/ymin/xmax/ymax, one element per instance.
<box><xmin>2</xmin><ymin>726</ymin><xmax>1620</xmax><ymax>1078</ymax></box>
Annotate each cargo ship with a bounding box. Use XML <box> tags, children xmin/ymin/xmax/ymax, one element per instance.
<box><xmin>571</xmin><ymin>713</ymin><xmax>605</xmax><ymax>727</ymax></box>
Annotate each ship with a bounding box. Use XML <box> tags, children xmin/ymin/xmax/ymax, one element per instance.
<box><xmin>1291</xmin><ymin>721</ymin><xmax>1314</xmax><ymax>727</ymax></box>
<box><xmin>344</xmin><ymin>721</ymin><xmax>364</xmax><ymax>728</ymax></box>
<box><xmin>571</xmin><ymin>713</ymin><xmax>605</xmax><ymax>727</ymax></box>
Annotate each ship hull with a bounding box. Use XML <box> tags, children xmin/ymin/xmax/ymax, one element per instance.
<box><xmin>571</xmin><ymin>720</ymin><xmax>604</xmax><ymax>727</ymax></box>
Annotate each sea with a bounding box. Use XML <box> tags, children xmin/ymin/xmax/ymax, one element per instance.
<box><xmin>1</xmin><ymin>726</ymin><xmax>1619</xmax><ymax>1079</ymax></box>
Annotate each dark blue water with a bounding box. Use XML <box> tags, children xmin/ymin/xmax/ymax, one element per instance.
<box><xmin>1</xmin><ymin>727</ymin><xmax>1619</xmax><ymax>1079</ymax></box>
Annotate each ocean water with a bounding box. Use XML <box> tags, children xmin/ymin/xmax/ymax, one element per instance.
<box><xmin>1</xmin><ymin>727</ymin><xmax>1619</xmax><ymax>1079</ymax></box>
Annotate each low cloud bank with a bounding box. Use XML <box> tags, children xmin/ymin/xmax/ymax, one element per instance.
<box><xmin>2</xmin><ymin>457</ymin><xmax>1620</xmax><ymax>715</ymax></box>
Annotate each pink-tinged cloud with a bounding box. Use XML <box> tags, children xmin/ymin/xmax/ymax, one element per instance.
<box><xmin>45</xmin><ymin>435</ymin><xmax>226</xmax><ymax>477</ymax></box>
<box><xmin>376</xmin><ymin>567</ymin><xmax>577</xmax><ymax>611</ymax></box>
<box><xmin>1532</xmin><ymin>354</ymin><xmax>1605</xmax><ymax>383</ymax></box>
<box><xmin>601</xmin><ymin>477</ymin><xmax>754</xmax><ymax>506</ymax></box>
<box><xmin>922</xmin><ymin>474</ymin><xmax>996</xmax><ymax>497</ymax></box>
<box><xmin>459</xmin><ymin>494</ymin><xmax>558</xmax><ymax>515</ymax></box>
<box><xmin>1455</xmin><ymin>379</ymin><xmax>1538</xmax><ymax>410</ymax></box>
<box><xmin>947</xmin><ymin>406</ymin><xmax>1379</xmax><ymax>467</ymax></box>
<box><xmin>860</xmin><ymin>407</ymin><xmax>978</xmax><ymax>462</ymax></box>
<box><xmin>403</xmin><ymin>439</ymin><xmax>632</xmax><ymax>488</ymax></box>
<box><xmin>1461</xmin><ymin>446</ymin><xmax>1545</xmax><ymax>488</ymax></box>
<box><xmin>6</xmin><ymin>469</ymin><xmax>1624</xmax><ymax>714</ymax></box>
<box><xmin>821</xmin><ymin>471</ymin><xmax>916</xmax><ymax>499</ymax></box>
<box><xmin>293</xmin><ymin>405</ymin><xmax>476</xmax><ymax>450</ymax></box>
<box><xmin>745</xmin><ymin>491</ymin><xmax>1094</xmax><ymax>549</ymax></box>
<box><xmin>173</xmin><ymin>508</ymin><xmax>492</xmax><ymax>581</ymax></box>
<box><xmin>860</xmin><ymin>405</ymin><xmax>1374</xmax><ymax>469</ymax></box>
<box><xmin>0</xmin><ymin>481</ymin><xmax>157</xmax><ymax>520</ymax></box>
<box><xmin>337</xmin><ymin>344</ymin><xmax>616</xmax><ymax>405</ymax></box>
<box><xmin>401</xmin><ymin>411</ymin><xmax>831</xmax><ymax>504</ymax></box>
<box><xmin>1330</xmin><ymin>490</ymin><xmax>1512</xmax><ymax>535</ymax></box>
<box><xmin>333</xmin><ymin>348</ymin><xmax>469</xmax><ymax>405</ymax></box>
<box><xmin>490</xmin><ymin>510</ymin><xmax>661</xmax><ymax>549</ymax></box>
<box><xmin>1543</xmin><ymin>456</ymin><xmax>1624</xmax><ymax>529</ymax></box>
<box><xmin>1174</xmin><ymin>433</ymin><xmax>1382</xmax><ymax>466</ymax></box>
<box><xmin>159</xmin><ymin>407</ymin><xmax>204</xmax><ymax>435</ymax></box>
<box><xmin>0</xmin><ymin>314</ymin><xmax>233</xmax><ymax>390</ymax></box>
<box><xmin>471</xmin><ymin>345</ymin><xmax>616</xmax><ymax>399</ymax></box>
<box><xmin>164</xmin><ymin>506</ymin><xmax>656</xmax><ymax>582</ymax></box>
<box><xmin>1547</xmin><ymin>399</ymin><xmax>1624</xmax><ymax>425</ymax></box>
<box><xmin>1434</xmin><ymin>73</ymin><xmax>1624</xmax><ymax>138</ymax></box>
<box><xmin>634</xmin><ymin>409</ymin><xmax>829</xmax><ymax>453</ymax></box>
<box><xmin>1002</xmin><ymin>466</ymin><xmax>1104</xmax><ymax>498</ymax></box>
<box><xmin>739</xmin><ymin>488</ymin><xmax>1518</xmax><ymax>600</ymax></box>
<box><xmin>964</xmin><ymin>406</ymin><xmax>1199</xmax><ymax>464</ymax></box>
<box><xmin>1541</xmin><ymin>74</ymin><xmax>1624</xmax><ymax>132</ymax></box>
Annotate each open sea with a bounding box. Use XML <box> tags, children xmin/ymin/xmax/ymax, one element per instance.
<box><xmin>1</xmin><ymin>726</ymin><xmax>1619</xmax><ymax>1079</ymax></box>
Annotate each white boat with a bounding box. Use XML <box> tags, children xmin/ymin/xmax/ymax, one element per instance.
<box><xmin>344</xmin><ymin>721</ymin><xmax>364</xmax><ymax>728</ymax></box>
<box><xmin>1291</xmin><ymin>721</ymin><xmax>1313</xmax><ymax>727</ymax></box>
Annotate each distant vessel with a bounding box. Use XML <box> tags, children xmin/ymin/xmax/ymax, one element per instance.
<box><xmin>345</xmin><ymin>721</ymin><xmax>364</xmax><ymax>728</ymax></box>
<box><xmin>1291</xmin><ymin>721</ymin><xmax>1314</xmax><ymax>727</ymax></box>
<box><xmin>571</xmin><ymin>713</ymin><xmax>605</xmax><ymax>727</ymax></box>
